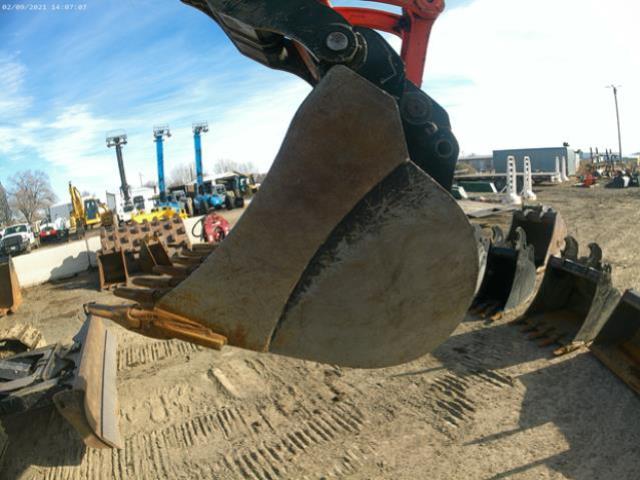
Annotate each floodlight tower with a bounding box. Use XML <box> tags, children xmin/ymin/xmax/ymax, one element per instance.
<box><xmin>153</xmin><ymin>125</ymin><xmax>171</xmax><ymax>202</ymax></box>
<box><xmin>106</xmin><ymin>130</ymin><xmax>132</xmax><ymax>210</ymax></box>
<box><xmin>192</xmin><ymin>121</ymin><xmax>209</xmax><ymax>191</ymax></box>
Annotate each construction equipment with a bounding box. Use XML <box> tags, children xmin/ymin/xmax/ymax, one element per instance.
<box><xmin>471</xmin><ymin>226</ymin><xmax>537</xmax><ymax>319</ymax></box>
<box><xmin>96</xmin><ymin>216</ymin><xmax>191</xmax><ymax>290</ymax></box>
<box><xmin>590</xmin><ymin>290</ymin><xmax>640</xmax><ymax>396</ymax></box>
<box><xmin>191</xmin><ymin>212</ymin><xmax>230</xmax><ymax>244</ymax></box>
<box><xmin>506</xmin><ymin>206</ymin><xmax>567</xmax><ymax>269</ymax></box>
<box><xmin>518</xmin><ymin>237</ymin><xmax>620</xmax><ymax>355</ymax></box>
<box><xmin>0</xmin><ymin>258</ymin><xmax>21</xmax><ymax>318</ymax></box>
<box><xmin>69</xmin><ymin>182</ymin><xmax>114</xmax><ymax>235</ymax></box>
<box><xmin>97</xmin><ymin>249</ymin><xmax>129</xmax><ymax>291</ymax></box>
<box><xmin>88</xmin><ymin>0</ymin><xmax>480</xmax><ymax>369</ymax></box>
<box><xmin>191</xmin><ymin>122</ymin><xmax>226</xmax><ymax>214</ymax></box>
<box><xmin>106</xmin><ymin>131</ymin><xmax>134</xmax><ymax>220</ymax></box>
<box><xmin>146</xmin><ymin>125</ymin><xmax>191</xmax><ymax>220</ymax></box>
<box><xmin>0</xmin><ymin>315</ymin><xmax>121</xmax><ymax>456</ymax></box>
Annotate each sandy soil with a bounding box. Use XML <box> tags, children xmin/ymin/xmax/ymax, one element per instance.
<box><xmin>1</xmin><ymin>184</ymin><xmax>640</xmax><ymax>480</ymax></box>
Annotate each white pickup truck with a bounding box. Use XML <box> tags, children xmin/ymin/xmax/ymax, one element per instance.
<box><xmin>0</xmin><ymin>223</ymin><xmax>39</xmax><ymax>256</ymax></box>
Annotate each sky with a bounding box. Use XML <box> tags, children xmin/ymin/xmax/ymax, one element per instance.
<box><xmin>0</xmin><ymin>0</ymin><xmax>638</xmax><ymax>202</ymax></box>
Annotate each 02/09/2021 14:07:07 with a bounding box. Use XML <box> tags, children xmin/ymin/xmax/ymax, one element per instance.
<box><xmin>1</xmin><ymin>3</ymin><xmax>87</xmax><ymax>11</ymax></box>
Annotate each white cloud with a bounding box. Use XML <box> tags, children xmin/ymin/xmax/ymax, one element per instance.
<box><xmin>0</xmin><ymin>54</ymin><xmax>32</xmax><ymax>116</ymax></box>
<box><xmin>426</xmin><ymin>0</ymin><xmax>640</xmax><ymax>155</ymax></box>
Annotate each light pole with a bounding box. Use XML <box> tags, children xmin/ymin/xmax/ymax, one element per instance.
<box><xmin>607</xmin><ymin>85</ymin><xmax>623</xmax><ymax>163</ymax></box>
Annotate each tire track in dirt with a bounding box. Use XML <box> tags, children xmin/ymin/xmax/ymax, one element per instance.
<box><xmin>34</xmin><ymin>401</ymin><xmax>368</xmax><ymax>480</ymax></box>
<box><xmin>117</xmin><ymin>339</ymin><xmax>201</xmax><ymax>371</ymax></box>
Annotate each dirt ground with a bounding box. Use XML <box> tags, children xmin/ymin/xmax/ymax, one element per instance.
<box><xmin>2</xmin><ymin>184</ymin><xmax>640</xmax><ymax>480</ymax></box>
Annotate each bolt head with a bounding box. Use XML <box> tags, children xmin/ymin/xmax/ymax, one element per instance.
<box><xmin>326</xmin><ymin>31</ymin><xmax>349</xmax><ymax>52</ymax></box>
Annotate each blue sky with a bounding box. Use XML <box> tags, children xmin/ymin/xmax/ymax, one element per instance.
<box><xmin>0</xmin><ymin>0</ymin><xmax>637</xmax><ymax>201</ymax></box>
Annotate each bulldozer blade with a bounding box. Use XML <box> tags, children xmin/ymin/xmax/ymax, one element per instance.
<box><xmin>0</xmin><ymin>258</ymin><xmax>22</xmax><ymax>317</ymax></box>
<box><xmin>53</xmin><ymin>315</ymin><xmax>122</xmax><ymax>449</ymax></box>
<box><xmin>153</xmin><ymin>66</ymin><xmax>479</xmax><ymax>368</ymax></box>
<box><xmin>139</xmin><ymin>240</ymin><xmax>172</xmax><ymax>274</ymax></box>
<box><xmin>590</xmin><ymin>290</ymin><xmax>640</xmax><ymax>396</ymax></box>
<box><xmin>518</xmin><ymin>238</ymin><xmax>620</xmax><ymax>353</ymax></box>
<box><xmin>472</xmin><ymin>227</ymin><xmax>537</xmax><ymax>314</ymax></box>
<box><xmin>507</xmin><ymin>207</ymin><xmax>567</xmax><ymax>268</ymax></box>
<box><xmin>0</xmin><ymin>324</ymin><xmax>45</xmax><ymax>359</ymax></box>
<box><xmin>97</xmin><ymin>249</ymin><xmax>129</xmax><ymax>290</ymax></box>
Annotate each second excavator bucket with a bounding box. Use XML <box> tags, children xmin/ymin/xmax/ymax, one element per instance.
<box><xmin>506</xmin><ymin>206</ymin><xmax>567</xmax><ymax>268</ymax></box>
<box><xmin>53</xmin><ymin>315</ymin><xmax>122</xmax><ymax>449</ymax></box>
<box><xmin>139</xmin><ymin>240</ymin><xmax>172</xmax><ymax>274</ymax></box>
<box><xmin>134</xmin><ymin>66</ymin><xmax>480</xmax><ymax>368</ymax></box>
<box><xmin>590</xmin><ymin>290</ymin><xmax>640</xmax><ymax>396</ymax></box>
<box><xmin>0</xmin><ymin>258</ymin><xmax>22</xmax><ymax>317</ymax></box>
<box><xmin>97</xmin><ymin>249</ymin><xmax>128</xmax><ymax>290</ymax></box>
<box><xmin>471</xmin><ymin>226</ymin><xmax>537</xmax><ymax>318</ymax></box>
<box><xmin>518</xmin><ymin>237</ymin><xmax>620</xmax><ymax>354</ymax></box>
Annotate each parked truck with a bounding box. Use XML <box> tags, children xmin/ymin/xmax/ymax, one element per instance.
<box><xmin>0</xmin><ymin>223</ymin><xmax>39</xmax><ymax>256</ymax></box>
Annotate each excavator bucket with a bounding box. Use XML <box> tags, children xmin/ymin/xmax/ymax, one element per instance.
<box><xmin>590</xmin><ymin>290</ymin><xmax>640</xmax><ymax>395</ymax></box>
<box><xmin>126</xmin><ymin>67</ymin><xmax>480</xmax><ymax>368</ymax></box>
<box><xmin>97</xmin><ymin>249</ymin><xmax>128</xmax><ymax>290</ymax></box>
<box><xmin>139</xmin><ymin>240</ymin><xmax>172</xmax><ymax>274</ymax></box>
<box><xmin>53</xmin><ymin>315</ymin><xmax>122</xmax><ymax>449</ymax></box>
<box><xmin>518</xmin><ymin>237</ymin><xmax>620</xmax><ymax>354</ymax></box>
<box><xmin>0</xmin><ymin>258</ymin><xmax>21</xmax><ymax>317</ymax></box>
<box><xmin>474</xmin><ymin>225</ymin><xmax>491</xmax><ymax>296</ymax></box>
<box><xmin>506</xmin><ymin>206</ymin><xmax>567</xmax><ymax>268</ymax></box>
<box><xmin>471</xmin><ymin>226</ymin><xmax>537</xmax><ymax>318</ymax></box>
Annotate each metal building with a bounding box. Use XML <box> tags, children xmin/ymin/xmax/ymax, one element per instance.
<box><xmin>492</xmin><ymin>147</ymin><xmax>578</xmax><ymax>175</ymax></box>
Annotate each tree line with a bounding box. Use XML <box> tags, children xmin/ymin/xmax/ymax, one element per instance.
<box><xmin>0</xmin><ymin>170</ymin><xmax>57</xmax><ymax>227</ymax></box>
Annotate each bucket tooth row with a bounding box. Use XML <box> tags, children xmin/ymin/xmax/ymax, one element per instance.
<box><xmin>471</xmin><ymin>226</ymin><xmax>537</xmax><ymax>319</ymax></box>
<box><xmin>0</xmin><ymin>258</ymin><xmax>21</xmax><ymax>317</ymax></box>
<box><xmin>590</xmin><ymin>290</ymin><xmax>640</xmax><ymax>395</ymax></box>
<box><xmin>506</xmin><ymin>206</ymin><xmax>567</xmax><ymax>269</ymax></box>
<box><xmin>516</xmin><ymin>237</ymin><xmax>620</xmax><ymax>355</ymax></box>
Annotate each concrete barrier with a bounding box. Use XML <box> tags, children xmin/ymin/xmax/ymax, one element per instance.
<box><xmin>12</xmin><ymin>236</ymin><xmax>101</xmax><ymax>288</ymax></box>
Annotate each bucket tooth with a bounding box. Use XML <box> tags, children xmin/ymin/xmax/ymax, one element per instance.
<box><xmin>144</xmin><ymin>66</ymin><xmax>478</xmax><ymax>368</ymax></box>
<box><xmin>97</xmin><ymin>249</ymin><xmax>129</xmax><ymax>290</ymax></box>
<box><xmin>590</xmin><ymin>290</ymin><xmax>640</xmax><ymax>396</ymax></box>
<box><xmin>0</xmin><ymin>258</ymin><xmax>22</xmax><ymax>317</ymax></box>
<box><xmin>506</xmin><ymin>206</ymin><xmax>567</xmax><ymax>268</ymax></box>
<box><xmin>518</xmin><ymin>237</ymin><xmax>620</xmax><ymax>354</ymax></box>
<box><xmin>472</xmin><ymin>226</ymin><xmax>537</xmax><ymax>315</ymax></box>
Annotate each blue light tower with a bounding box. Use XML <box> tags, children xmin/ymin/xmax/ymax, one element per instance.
<box><xmin>153</xmin><ymin>125</ymin><xmax>171</xmax><ymax>202</ymax></box>
<box><xmin>192</xmin><ymin>121</ymin><xmax>209</xmax><ymax>192</ymax></box>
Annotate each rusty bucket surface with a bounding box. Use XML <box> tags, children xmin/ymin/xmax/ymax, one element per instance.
<box><xmin>519</xmin><ymin>238</ymin><xmax>620</xmax><ymax>354</ymax></box>
<box><xmin>0</xmin><ymin>258</ymin><xmax>21</xmax><ymax>317</ymax></box>
<box><xmin>97</xmin><ymin>250</ymin><xmax>129</xmax><ymax>290</ymax></box>
<box><xmin>590</xmin><ymin>290</ymin><xmax>640</xmax><ymax>396</ymax></box>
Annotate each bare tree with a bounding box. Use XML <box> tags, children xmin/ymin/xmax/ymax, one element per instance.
<box><xmin>8</xmin><ymin>170</ymin><xmax>57</xmax><ymax>224</ymax></box>
<box><xmin>0</xmin><ymin>182</ymin><xmax>11</xmax><ymax>226</ymax></box>
<box><xmin>213</xmin><ymin>158</ymin><xmax>258</xmax><ymax>175</ymax></box>
<box><xmin>168</xmin><ymin>163</ymin><xmax>196</xmax><ymax>187</ymax></box>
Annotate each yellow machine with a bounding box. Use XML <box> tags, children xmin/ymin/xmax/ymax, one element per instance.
<box><xmin>129</xmin><ymin>206</ymin><xmax>188</xmax><ymax>224</ymax></box>
<box><xmin>69</xmin><ymin>182</ymin><xmax>114</xmax><ymax>235</ymax></box>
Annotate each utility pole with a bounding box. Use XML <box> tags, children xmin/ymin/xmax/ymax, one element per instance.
<box><xmin>607</xmin><ymin>85</ymin><xmax>623</xmax><ymax>163</ymax></box>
